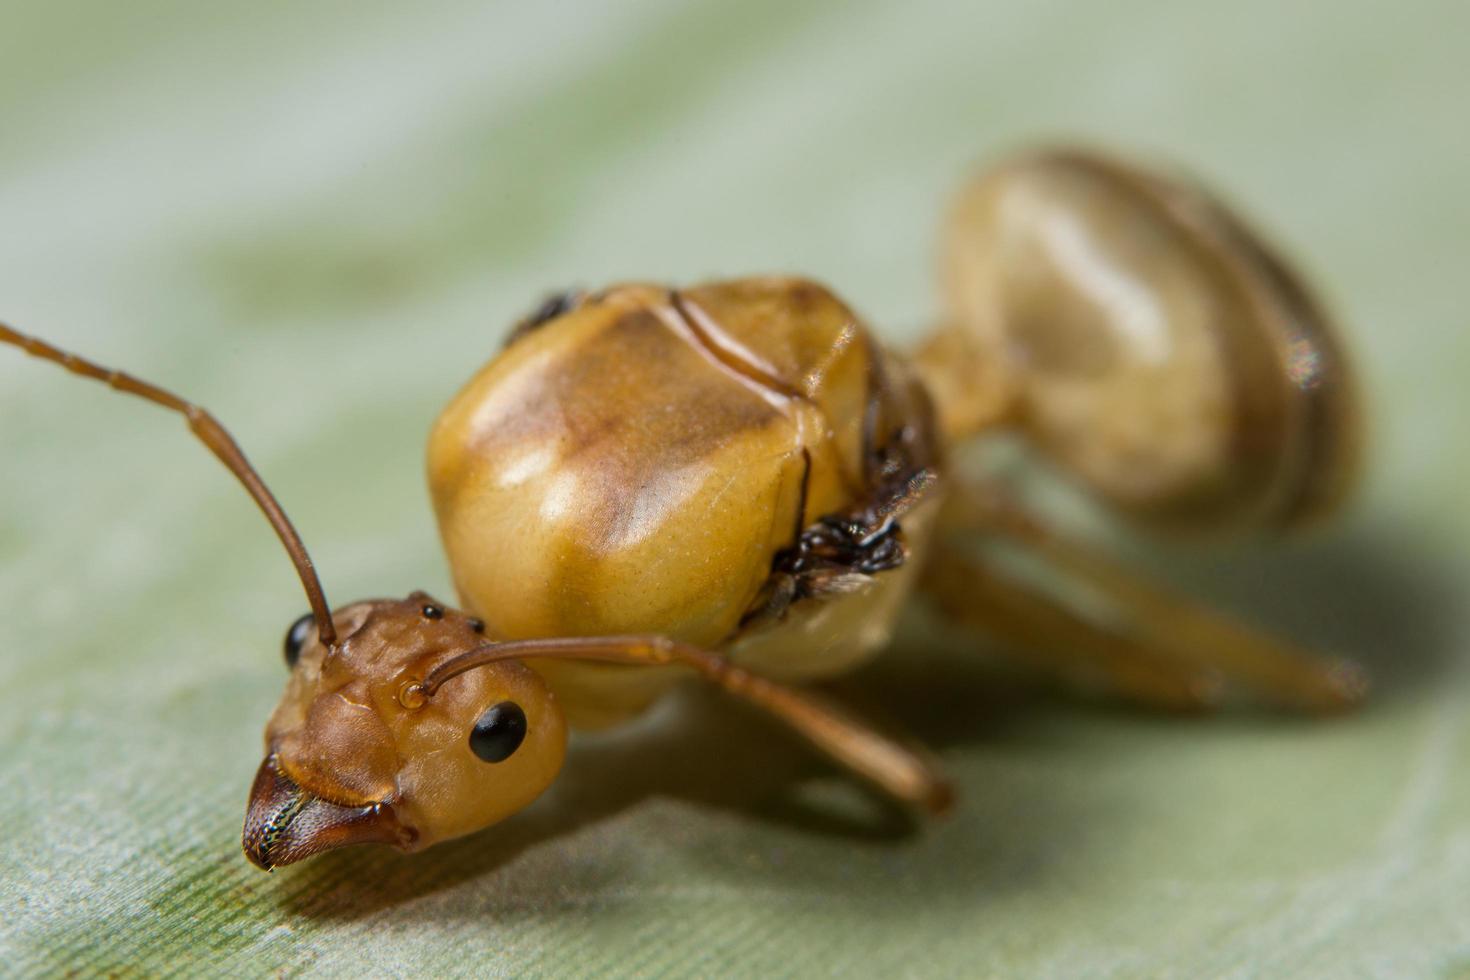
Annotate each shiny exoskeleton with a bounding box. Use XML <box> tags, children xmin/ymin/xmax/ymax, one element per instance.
<box><xmin>1</xmin><ymin>146</ymin><xmax>1365</xmax><ymax>870</ymax></box>
<box><xmin>429</xmin><ymin>280</ymin><xmax>942</xmax><ymax>728</ymax></box>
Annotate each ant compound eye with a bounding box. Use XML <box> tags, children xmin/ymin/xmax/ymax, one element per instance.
<box><xmin>469</xmin><ymin>702</ymin><xmax>527</xmax><ymax>763</ymax></box>
<box><xmin>283</xmin><ymin>612</ymin><xmax>314</xmax><ymax>668</ymax></box>
<box><xmin>421</xmin><ymin>602</ymin><xmax>444</xmax><ymax>621</ymax></box>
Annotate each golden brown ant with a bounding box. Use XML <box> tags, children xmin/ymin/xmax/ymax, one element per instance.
<box><xmin>1</xmin><ymin>147</ymin><xmax>1364</xmax><ymax>870</ymax></box>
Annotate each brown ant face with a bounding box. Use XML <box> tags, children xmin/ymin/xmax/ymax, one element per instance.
<box><xmin>242</xmin><ymin>593</ymin><xmax>568</xmax><ymax>869</ymax></box>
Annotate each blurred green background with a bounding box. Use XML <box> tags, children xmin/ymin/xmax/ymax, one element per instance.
<box><xmin>2</xmin><ymin>1</ymin><xmax>1467</xmax><ymax>976</ymax></box>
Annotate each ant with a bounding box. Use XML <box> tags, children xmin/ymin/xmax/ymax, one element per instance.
<box><xmin>2</xmin><ymin>147</ymin><xmax>1364</xmax><ymax>870</ymax></box>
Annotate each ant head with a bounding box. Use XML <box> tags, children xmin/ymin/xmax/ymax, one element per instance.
<box><xmin>242</xmin><ymin>591</ymin><xmax>567</xmax><ymax>869</ymax></box>
<box><xmin>0</xmin><ymin>327</ymin><xmax>577</xmax><ymax>870</ymax></box>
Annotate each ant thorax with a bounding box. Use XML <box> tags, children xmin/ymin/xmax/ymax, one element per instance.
<box><xmin>427</xmin><ymin>278</ymin><xmax>941</xmax><ymax>727</ymax></box>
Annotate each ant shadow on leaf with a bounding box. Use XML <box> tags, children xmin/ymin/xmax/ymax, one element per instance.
<box><xmin>1132</xmin><ymin>513</ymin><xmax>1460</xmax><ymax>707</ymax></box>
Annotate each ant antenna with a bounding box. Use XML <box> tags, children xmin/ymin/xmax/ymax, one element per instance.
<box><xmin>0</xmin><ymin>322</ymin><xmax>337</xmax><ymax>648</ymax></box>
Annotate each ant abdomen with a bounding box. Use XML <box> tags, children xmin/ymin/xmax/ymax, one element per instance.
<box><xmin>927</xmin><ymin>148</ymin><xmax>1362</xmax><ymax>534</ymax></box>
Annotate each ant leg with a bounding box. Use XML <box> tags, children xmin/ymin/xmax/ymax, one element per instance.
<box><xmin>416</xmin><ymin>636</ymin><xmax>954</xmax><ymax>814</ymax></box>
<box><xmin>923</xmin><ymin>544</ymin><xmax>1223</xmax><ymax>711</ymax></box>
<box><xmin>936</xmin><ymin>489</ymin><xmax>1368</xmax><ymax>713</ymax></box>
